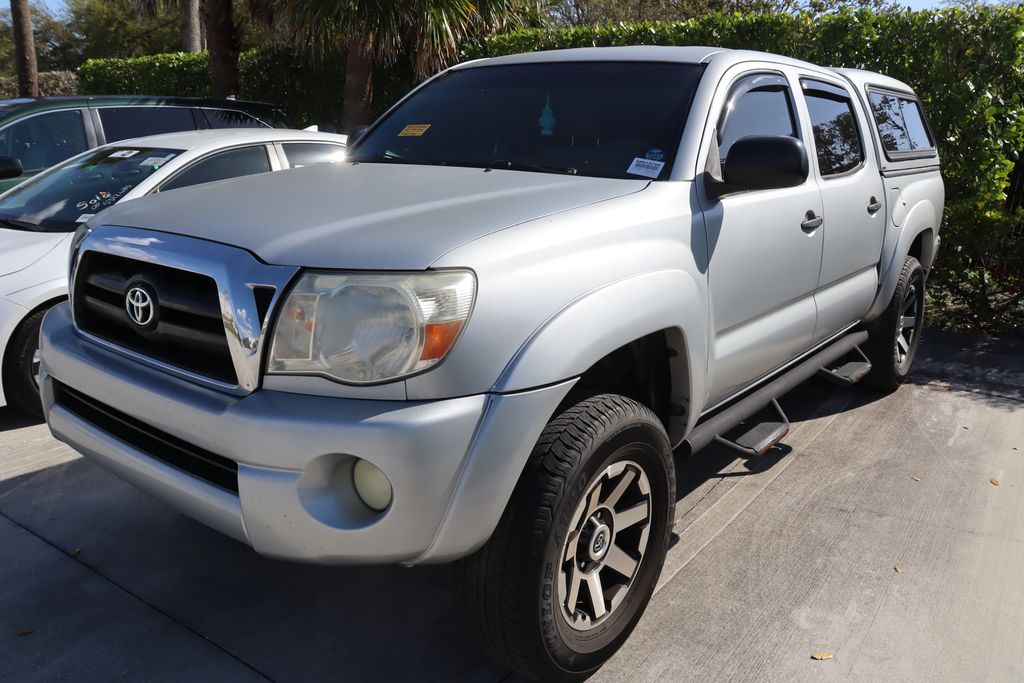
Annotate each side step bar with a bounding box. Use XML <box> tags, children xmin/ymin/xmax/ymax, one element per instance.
<box><xmin>684</xmin><ymin>330</ymin><xmax>869</xmax><ymax>455</ymax></box>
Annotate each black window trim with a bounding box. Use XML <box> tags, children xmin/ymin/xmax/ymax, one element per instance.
<box><xmin>154</xmin><ymin>143</ymin><xmax>276</xmax><ymax>193</ymax></box>
<box><xmin>800</xmin><ymin>77</ymin><xmax>866</xmax><ymax>180</ymax></box>
<box><xmin>865</xmin><ymin>85</ymin><xmax>937</xmax><ymax>163</ymax></box>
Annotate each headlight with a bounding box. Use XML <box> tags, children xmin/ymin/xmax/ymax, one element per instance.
<box><xmin>267</xmin><ymin>270</ymin><xmax>475</xmax><ymax>384</ymax></box>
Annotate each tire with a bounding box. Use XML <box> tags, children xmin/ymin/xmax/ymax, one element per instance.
<box><xmin>863</xmin><ymin>256</ymin><xmax>925</xmax><ymax>392</ymax></box>
<box><xmin>2</xmin><ymin>308</ymin><xmax>47</xmax><ymax>418</ymax></box>
<box><xmin>458</xmin><ymin>394</ymin><xmax>675</xmax><ymax>682</ymax></box>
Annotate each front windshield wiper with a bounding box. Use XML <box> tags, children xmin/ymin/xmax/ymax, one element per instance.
<box><xmin>350</xmin><ymin>153</ymin><xmax>446</xmax><ymax>167</ymax></box>
<box><xmin>486</xmin><ymin>160</ymin><xmax>578</xmax><ymax>176</ymax></box>
<box><xmin>0</xmin><ymin>218</ymin><xmax>42</xmax><ymax>232</ymax></box>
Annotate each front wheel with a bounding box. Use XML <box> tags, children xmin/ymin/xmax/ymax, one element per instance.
<box><xmin>458</xmin><ymin>394</ymin><xmax>675</xmax><ymax>681</ymax></box>
<box><xmin>864</xmin><ymin>256</ymin><xmax>925</xmax><ymax>392</ymax></box>
<box><xmin>2</xmin><ymin>308</ymin><xmax>47</xmax><ymax>418</ymax></box>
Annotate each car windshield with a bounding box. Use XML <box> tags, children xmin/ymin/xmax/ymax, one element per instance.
<box><xmin>349</xmin><ymin>61</ymin><xmax>705</xmax><ymax>181</ymax></box>
<box><xmin>0</xmin><ymin>146</ymin><xmax>182</xmax><ymax>233</ymax></box>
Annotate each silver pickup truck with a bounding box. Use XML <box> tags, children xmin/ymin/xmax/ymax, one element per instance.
<box><xmin>40</xmin><ymin>47</ymin><xmax>943</xmax><ymax>681</ymax></box>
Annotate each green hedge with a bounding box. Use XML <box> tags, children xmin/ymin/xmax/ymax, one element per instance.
<box><xmin>78</xmin><ymin>48</ymin><xmax>346</xmax><ymax>130</ymax></box>
<box><xmin>465</xmin><ymin>9</ymin><xmax>1024</xmax><ymax>333</ymax></box>
<box><xmin>0</xmin><ymin>71</ymin><xmax>78</xmax><ymax>98</ymax></box>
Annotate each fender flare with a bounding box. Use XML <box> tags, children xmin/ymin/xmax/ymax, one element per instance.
<box><xmin>493</xmin><ymin>268</ymin><xmax>708</xmax><ymax>441</ymax></box>
<box><xmin>866</xmin><ymin>201</ymin><xmax>938</xmax><ymax>321</ymax></box>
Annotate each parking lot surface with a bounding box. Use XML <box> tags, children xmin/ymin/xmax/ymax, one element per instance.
<box><xmin>2</xmin><ymin>330</ymin><xmax>1022</xmax><ymax>682</ymax></box>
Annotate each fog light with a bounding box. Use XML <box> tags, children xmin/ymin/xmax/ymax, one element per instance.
<box><xmin>352</xmin><ymin>459</ymin><xmax>393</xmax><ymax>512</ymax></box>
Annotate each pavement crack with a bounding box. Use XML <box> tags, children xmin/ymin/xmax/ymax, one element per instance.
<box><xmin>0</xmin><ymin>508</ymin><xmax>275</xmax><ymax>682</ymax></box>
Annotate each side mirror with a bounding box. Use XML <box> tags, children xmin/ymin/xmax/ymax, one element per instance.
<box><xmin>0</xmin><ymin>155</ymin><xmax>23</xmax><ymax>180</ymax></box>
<box><xmin>706</xmin><ymin>136</ymin><xmax>808</xmax><ymax>200</ymax></box>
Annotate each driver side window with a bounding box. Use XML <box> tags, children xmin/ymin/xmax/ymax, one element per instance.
<box><xmin>718</xmin><ymin>76</ymin><xmax>798</xmax><ymax>162</ymax></box>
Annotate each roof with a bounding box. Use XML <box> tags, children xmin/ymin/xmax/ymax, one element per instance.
<box><xmin>104</xmin><ymin>128</ymin><xmax>348</xmax><ymax>152</ymax></box>
<box><xmin>455</xmin><ymin>46</ymin><xmax>908</xmax><ymax>92</ymax></box>
<box><xmin>0</xmin><ymin>95</ymin><xmax>285</xmax><ymax>120</ymax></box>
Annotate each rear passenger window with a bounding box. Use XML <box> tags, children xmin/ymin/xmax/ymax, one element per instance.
<box><xmin>160</xmin><ymin>145</ymin><xmax>272</xmax><ymax>192</ymax></box>
<box><xmin>203</xmin><ymin>109</ymin><xmax>268</xmax><ymax>129</ymax></box>
<box><xmin>282</xmin><ymin>143</ymin><xmax>345</xmax><ymax>168</ymax></box>
<box><xmin>719</xmin><ymin>76</ymin><xmax>797</xmax><ymax>161</ymax></box>
<box><xmin>802</xmin><ymin>81</ymin><xmax>864</xmax><ymax>176</ymax></box>
<box><xmin>99</xmin><ymin>107</ymin><xmax>197</xmax><ymax>142</ymax></box>
<box><xmin>868</xmin><ymin>92</ymin><xmax>934</xmax><ymax>157</ymax></box>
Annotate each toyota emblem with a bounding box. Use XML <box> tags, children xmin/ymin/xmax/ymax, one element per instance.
<box><xmin>125</xmin><ymin>285</ymin><xmax>156</xmax><ymax>327</ymax></box>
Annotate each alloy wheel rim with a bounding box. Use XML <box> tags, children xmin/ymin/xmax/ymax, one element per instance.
<box><xmin>894</xmin><ymin>281</ymin><xmax>920</xmax><ymax>372</ymax></box>
<box><xmin>31</xmin><ymin>345</ymin><xmax>42</xmax><ymax>389</ymax></box>
<box><xmin>557</xmin><ymin>459</ymin><xmax>652</xmax><ymax>631</ymax></box>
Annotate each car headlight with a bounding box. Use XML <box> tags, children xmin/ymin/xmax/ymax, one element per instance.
<box><xmin>267</xmin><ymin>270</ymin><xmax>475</xmax><ymax>384</ymax></box>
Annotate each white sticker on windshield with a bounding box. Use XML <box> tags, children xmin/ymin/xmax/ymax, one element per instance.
<box><xmin>627</xmin><ymin>157</ymin><xmax>665</xmax><ymax>179</ymax></box>
<box><xmin>76</xmin><ymin>214</ymin><xmax>95</xmax><ymax>223</ymax></box>
<box><xmin>139</xmin><ymin>155</ymin><xmax>174</xmax><ymax>168</ymax></box>
<box><xmin>109</xmin><ymin>150</ymin><xmax>139</xmax><ymax>158</ymax></box>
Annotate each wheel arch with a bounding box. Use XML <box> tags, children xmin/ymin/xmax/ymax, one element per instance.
<box><xmin>866</xmin><ymin>202</ymin><xmax>938</xmax><ymax>321</ymax></box>
<box><xmin>492</xmin><ymin>269</ymin><xmax>707</xmax><ymax>444</ymax></box>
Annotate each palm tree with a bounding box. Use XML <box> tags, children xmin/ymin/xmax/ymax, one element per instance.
<box><xmin>277</xmin><ymin>1</ymin><xmax>532</xmax><ymax>132</ymax></box>
<box><xmin>135</xmin><ymin>0</ymin><xmax>205</xmax><ymax>53</ymax></box>
<box><xmin>204</xmin><ymin>0</ymin><xmax>239</xmax><ymax>97</ymax></box>
<box><xmin>10</xmin><ymin>0</ymin><xmax>38</xmax><ymax>97</ymax></box>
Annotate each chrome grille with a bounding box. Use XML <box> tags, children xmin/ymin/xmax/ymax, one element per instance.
<box><xmin>71</xmin><ymin>225</ymin><xmax>298</xmax><ymax>393</ymax></box>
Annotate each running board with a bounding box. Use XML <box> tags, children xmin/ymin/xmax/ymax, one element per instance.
<box><xmin>817</xmin><ymin>345</ymin><xmax>872</xmax><ymax>385</ymax></box>
<box><xmin>713</xmin><ymin>398</ymin><xmax>790</xmax><ymax>457</ymax></box>
<box><xmin>684</xmin><ymin>330</ymin><xmax>870</xmax><ymax>456</ymax></box>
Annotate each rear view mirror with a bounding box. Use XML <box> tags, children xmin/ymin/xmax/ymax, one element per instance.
<box><xmin>0</xmin><ymin>155</ymin><xmax>23</xmax><ymax>180</ymax></box>
<box><xmin>707</xmin><ymin>136</ymin><xmax>808</xmax><ymax>200</ymax></box>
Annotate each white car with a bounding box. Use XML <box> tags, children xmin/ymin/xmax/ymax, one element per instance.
<box><xmin>0</xmin><ymin>128</ymin><xmax>346</xmax><ymax>415</ymax></box>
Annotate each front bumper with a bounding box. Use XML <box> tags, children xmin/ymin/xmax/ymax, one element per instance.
<box><xmin>41</xmin><ymin>303</ymin><xmax>574</xmax><ymax>564</ymax></box>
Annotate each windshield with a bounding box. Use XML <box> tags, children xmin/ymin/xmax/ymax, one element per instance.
<box><xmin>349</xmin><ymin>61</ymin><xmax>704</xmax><ymax>180</ymax></box>
<box><xmin>0</xmin><ymin>146</ymin><xmax>182</xmax><ymax>233</ymax></box>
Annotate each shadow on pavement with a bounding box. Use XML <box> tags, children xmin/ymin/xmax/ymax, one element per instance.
<box><xmin>0</xmin><ymin>407</ymin><xmax>42</xmax><ymax>433</ymax></box>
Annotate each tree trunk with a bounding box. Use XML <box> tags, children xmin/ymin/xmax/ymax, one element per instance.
<box><xmin>181</xmin><ymin>0</ymin><xmax>202</xmax><ymax>52</ymax></box>
<box><xmin>10</xmin><ymin>0</ymin><xmax>38</xmax><ymax>98</ymax></box>
<box><xmin>204</xmin><ymin>0</ymin><xmax>238</xmax><ymax>98</ymax></box>
<box><xmin>341</xmin><ymin>47</ymin><xmax>374</xmax><ymax>133</ymax></box>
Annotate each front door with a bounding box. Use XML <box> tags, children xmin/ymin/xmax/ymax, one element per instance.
<box><xmin>699</xmin><ymin>70</ymin><xmax>825</xmax><ymax>406</ymax></box>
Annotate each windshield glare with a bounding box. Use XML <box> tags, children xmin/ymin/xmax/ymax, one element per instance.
<box><xmin>350</xmin><ymin>62</ymin><xmax>704</xmax><ymax>180</ymax></box>
<box><xmin>0</xmin><ymin>146</ymin><xmax>182</xmax><ymax>233</ymax></box>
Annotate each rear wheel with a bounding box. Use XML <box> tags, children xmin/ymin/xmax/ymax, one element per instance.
<box><xmin>2</xmin><ymin>308</ymin><xmax>47</xmax><ymax>418</ymax></box>
<box><xmin>864</xmin><ymin>256</ymin><xmax>924</xmax><ymax>392</ymax></box>
<box><xmin>458</xmin><ymin>394</ymin><xmax>675</xmax><ymax>681</ymax></box>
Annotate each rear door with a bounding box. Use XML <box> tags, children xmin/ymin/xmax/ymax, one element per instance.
<box><xmin>796</xmin><ymin>77</ymin><xmax>885</xmax><ymax>343</ymax></box>
<box><xmin>697</xmin><ymin>68</ymin><xmax>825</xmax><ymax>405</ymax></box>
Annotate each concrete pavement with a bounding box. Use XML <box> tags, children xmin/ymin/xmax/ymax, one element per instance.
<box><xmin>1</xmin><ymin>330</ymin><xmax>1022</xmax><ymax>682</ymax></box>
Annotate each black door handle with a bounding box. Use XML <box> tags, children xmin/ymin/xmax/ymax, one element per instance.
<box><xmin>867</xmin><ymin>196</ymin><xmax>882</xmax><ymax>214</ymax></box>
<box><xmin>800</xmin><ymin>211</ymin><xmax>823</xmax><ymax>231</ymax></box>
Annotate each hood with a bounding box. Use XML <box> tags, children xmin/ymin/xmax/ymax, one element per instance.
<box><xmin>93</xmin><ymin>163</ymin><xmax>649</xmax><ymax>269</ymax></box>
<box><xmin>0</xmin><ymin>228</ymin><xmax>69</xmax><ymax>277</ymax></box>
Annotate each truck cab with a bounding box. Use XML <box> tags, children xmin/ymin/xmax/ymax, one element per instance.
<box><xmin>38</xmin><ymin>47</ymin><xmax>942</xmax><ymax>682</ymax></box>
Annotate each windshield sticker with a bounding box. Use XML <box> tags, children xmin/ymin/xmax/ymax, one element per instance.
<box><xmin>139</xmin><ymin>155</ymin><xmax>175</xmax><ymax>168</ymax></box>
<box><xmin>538</xmin><ymin>96</ymin><xmax>556</xmax><ymax>136</ymax></box>
<box><xmin>398</xmin><ymin>124</ymin><xmax>431</xmax><ymax>137</ymax></box>
<box><xmin>76</xmin><ymin>214</ymin><xmax>95</xmax><ymax>223</ymax></box>
<box><xmin>645</xmin><ymin>149</ymin><xmax>665</xmax><ymax>162</ymax></box>
<box><xmin>626</xmin><ymin>157</ymin><xmax>665</xmax><ymax>179</ymax></box>
<box><xmin>75</xmin><ymin>201</ymin><xmax>89</xmax><ymax>210</ymax></box>
<box><xmin>109</xmin><ymin>150</ymin><xmax>139</xmax><ymax>159</ymax></box>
